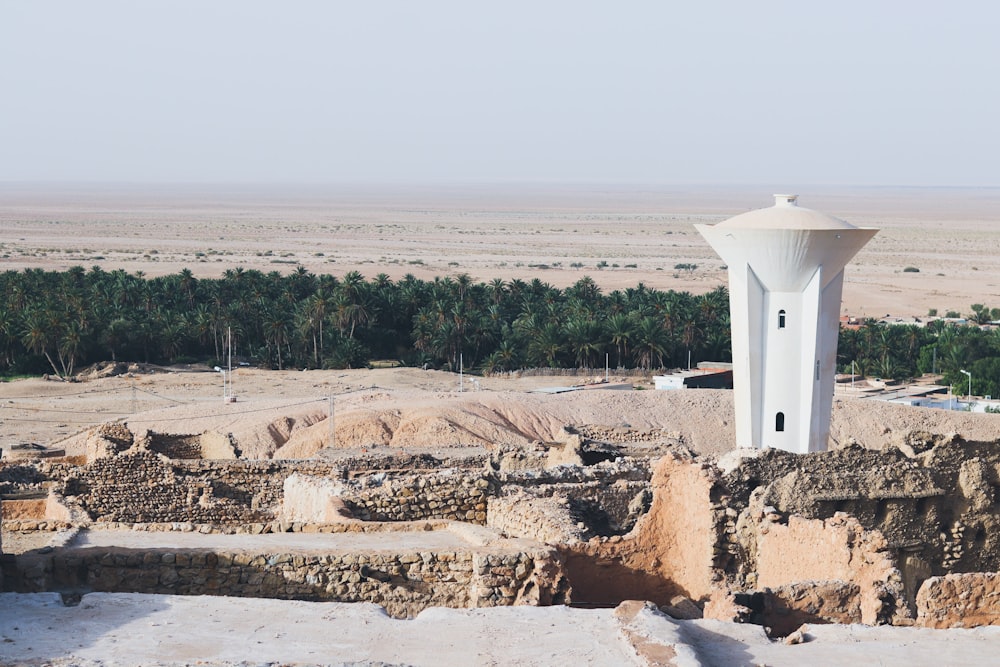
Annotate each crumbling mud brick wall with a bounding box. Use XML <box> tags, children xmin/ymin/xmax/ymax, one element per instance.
<box><xmin>1</xmin><ymin>498</ymin><xmax>47</xmax><ymax>521</ymax></box>
<box><xmin>15</xmin><ymin>541</ymin><xmax>568</xmax><ymax>619</ymax></box>
<box><xmin>280</xmin><ymin>474</ymin><xmax>353</xmax><ymax>523</ymax></box>
<box><xmin>546</xmin><ymin>435</ymin><xmax>1000</xmax><ymax>627</ymax></box>
<box><xmin>199</xmin><ymin>431</ymin><xmax>240</xmax><ymax>459</ymax></box>
<box><xmin>538</xmin><ymin>445</ymin><xmax>925</xmax><ymax>624</ymax></box>
<box><xmin>721</xmin><ymin>435</ymin><xmax>1000</xmax><ymax>611</ymax></box>
<box><xmin>84</xmin><ymin>422</ymin><xmax>133</xmax><ymax>461</ymax></box>
<box><xmin>0</xmin><ymin>492</ymin><xmax>77</xmax><ymax>530</ymax></box>
<box><xmin>557</xmin><ymin>451</ymin><xmax>725</xmax><ymax>607</ymax></box>
<box><xmin>737</xmin><ymin>503</ymin><xmax>906</xmax><ymax>627</ymax></box>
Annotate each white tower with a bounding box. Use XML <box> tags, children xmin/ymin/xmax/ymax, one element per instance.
<box><xmin>695</xmin><ymin>195</ymin><xmax>877</xmax><ymax>454</ymax></box>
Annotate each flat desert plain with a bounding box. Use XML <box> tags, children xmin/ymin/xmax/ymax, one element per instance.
<box><xmin>1</xmin><ymin>183</ymin><xmax>999</xmax><ymax>318</ymax></box>
<box><xmin>5</xmin><ymin>184</ymin><xmax>1000</xmax><ymax>667</ymax></box>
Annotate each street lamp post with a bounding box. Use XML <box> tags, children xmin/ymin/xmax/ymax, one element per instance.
<box><xmin>213</xmin><ymin>366</ymin><xmax>227</xmax><ymax>401</ymax></box>
<box><xmin>960</xmin><ymin>369</ymin><xmax>972</xmax><ymax>401</ymax></box>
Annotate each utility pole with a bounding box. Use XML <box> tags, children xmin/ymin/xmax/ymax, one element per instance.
<box><xmin>328</xmin><ymin>394</ymin><xmax>335</xmax><ymax>448</ymax></box>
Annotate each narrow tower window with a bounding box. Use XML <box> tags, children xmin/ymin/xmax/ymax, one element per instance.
<box><xmin>775</xmin><ymin>412</ymin><xmax>785</xmax><ymax>432</ymax></box>
<box><xmin>778</xmin><ymin>309</ymin><xmax>786</xmax><ymax>329</ymax></box>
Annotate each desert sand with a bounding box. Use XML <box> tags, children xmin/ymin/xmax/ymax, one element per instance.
<box><xmin>7</xmin><ymin>367</ymin><xmax>1000</xmax><ymax>666</ymax></box>
<box><xmin>5</xmin><ymin>366</ymin><xmax>999</xmax><ymax>462</ymax></box>
<box><xmin>2</xmin><ymin>183</ymin><xmax>1000</xmax><ymax>319</ymax></box>
<box><xmin>5</xmin><ymin>184</ymin><xmax>1000</xmax><ymax>666</ymax></box>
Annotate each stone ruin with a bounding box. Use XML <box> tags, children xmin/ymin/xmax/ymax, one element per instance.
<box><xmin>3</xmin><ymin>422</ymin><xmax>1000</xmax><ymax>632</ymax></box>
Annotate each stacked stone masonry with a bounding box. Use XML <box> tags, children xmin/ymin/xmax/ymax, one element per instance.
<box><xmin>11</xmin><ymin>426</ymin><xmax>1000</xmax><ymax>631</ymax></box>
<box><xmin>60</xmin><ymin>452</ymin><xmax>342</xmax><ymax>524</ymax></box>
<box><xmin>11</xmin><ymin>536</ymin><xmax>567</xmax><ymax>619</ymax></box>
<box><xmin>343</xmin><ymin>473</ymin><xmax>496</xmax><ymax>524</ymax></box>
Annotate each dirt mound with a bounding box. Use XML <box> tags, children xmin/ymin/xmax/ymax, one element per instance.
<box><xmin>32</xmin><ymin>366</ymin><xmax>1000</xmax><ymax>464</ymax></box>
<box><xmin>830</xmin><ymin>399</ymin><xmax>1000</xmax><ymax>450</ymax></box>
<box><xmin>272</xmin><ymin>390</ymin><xmax>1000</xmax><ymax>463</ymax></box>
<box><xmin>274</xmin><ymin>390</ymin><xmax>736</xmax><ymax>460</ymax></box>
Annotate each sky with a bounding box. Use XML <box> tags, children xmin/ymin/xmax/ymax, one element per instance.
<box><xmin>2</xmin><ymin>1</ymin><xmax>998</xmax><ymax>186</ymax></box>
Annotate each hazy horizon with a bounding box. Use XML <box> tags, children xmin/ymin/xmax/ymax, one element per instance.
<box><xmin>3</xmin><ymin>2</ymin><xmax>999</xmax><ymax>187</ymax></box>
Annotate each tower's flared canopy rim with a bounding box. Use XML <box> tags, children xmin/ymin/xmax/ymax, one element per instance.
<box><xmin>715</xmin><ymin>195</ymin><xmax>861</xmax><ymax>231</ymax></box>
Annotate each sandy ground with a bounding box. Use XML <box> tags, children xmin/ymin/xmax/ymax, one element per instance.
<box><xmin>6</xmin><ymin>378</ymin><xmax>1000</xmax><ymax>667</ymax></box>
<box><xmin>4</xmin><ymin>366</ymin><xmax>1000</xmax><ymax>461</ymax></box>
<box><xmin>2</xmin><ymin>592</ymin><xmax>999</xmax><ymax>667</ymax></box>
<box><xmin>4</xmin><ymin>185</ymin><xmax>1000</xmax><ymax>664</ymax></box>
<box><xmin>2</xmin><ymin>183</ymin><xmax>1000</xmax><ymax>318</ymax></box>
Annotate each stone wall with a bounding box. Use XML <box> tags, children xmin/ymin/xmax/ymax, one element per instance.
<box><xmin>144</xmin><ymin>433</ymin><xmax>203</xmax><ymax>460</ymax></box>
<box><xmin>285</xmin><ymin>471</ymin><xmax>497</xmax><ymax>525</ymax></box>
<box><xmin>486</xmin><ymin>491</ymin><xmax>589</xmax><ymax>545</ymax></box>
<box><xmin>497</xmin><ymin>459</ymin><xmax>651</xmax><ymax>534</ymax></box>
<box><xmin>916</xmin><ymin>572</ymin><xmax>1000</xmax><ymax>629</ymax></box>
<box><xmin>12</xmin><ymin>530</ymin><xmax>568</xmax><ymax>619</ymax></box>
<box><xmin>0</xmin><ymin>462</ymin><xmax>50</xmax><ymax>495</ymax></box>
<box><xmin>62</xmin><ymin>452</ymin><xmax>342</xmax><ymax>524</ymax></box>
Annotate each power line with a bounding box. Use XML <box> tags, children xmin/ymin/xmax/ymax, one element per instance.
<box><xmin>0</xmin><ymin>417</ymin><xmax>122</xmax><ymax>424</ymax></box>
<box><xmin>126</xmin><ymin>398</ymin><xmax>327</xmax><ymax>424</ymax></box>
<box><xmin>0</xmin><ymin>398</ymin><xmax>327</xmax><ymax>424</ymax></box>
<box><xmin>0</xmin><ymin>405</ymin><xmax>130</xmax><ymax>415</ymax></box>
<box><xmin>0</xmin><ymin>384</ymin><xmax>134</xmax><ymax>400</ymax></box>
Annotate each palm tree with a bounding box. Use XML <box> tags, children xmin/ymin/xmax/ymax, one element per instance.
<box><xmin>606</xmin><ymin>312</ymin><xmax>634</xmax><ymax>368</ymax></box>
<box><xmin>159</xmin><ymin>320</ymin><xmax>188</xmax><ymax>361</ymax></box>
<box><xmin>529</xmin><ymin>323</ymin><xmax>564</xmax><ymax>367</ymax></box>
<box><xmin>178</xmin><ymin>268</ymin><xmax>198</xmax><ymax>306</ymax></box>
<box><xmin>563</xmin><ymin>317</ymin><xmax>605</xmax><ymax>368</ymax></box>
<box><xmin>487</xmin><ymin>278</ymin><xmax>507</xmax><ymax>305</ymax></box>
<box><xmin>303</xmin><ymin>289</ymin><xmax>332</xmax><ymax>364</ymax></box>
<box><xmin>21</xmin><ymin>308</ymin><xmax>63</xmax><ymax>377</ymax></box>
<box><xmin>263</xmin><ymin>309</ymin><xmax>290</xmax><ymax>370</ymax></box>
<box><xmin>633</xmin><ymin>317</ymin><xmax>668</xmax><ymax>371</ymax></box>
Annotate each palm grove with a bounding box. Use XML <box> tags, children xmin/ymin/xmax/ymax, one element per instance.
<box><xmin>1</xmin><ymin>266</ymin><xmax>998</xmax><ymax>397</ymax></box>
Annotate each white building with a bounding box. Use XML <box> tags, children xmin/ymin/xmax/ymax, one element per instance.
<box><xmin>695</xmin><ymin>195</ymin><xmax>877</xmax><ymax>453</ymax></box>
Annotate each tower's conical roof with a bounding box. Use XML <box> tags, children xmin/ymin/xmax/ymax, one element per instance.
<box><xmin>716</xmin><ymin>194</ymin><xmax>856</xmax><ymax>230</ymax></box>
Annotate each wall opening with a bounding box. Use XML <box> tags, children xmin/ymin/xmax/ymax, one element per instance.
<box><xmin>778</xmin><ymin>309</ymin><xmax>786</xmax><ymax>329</ymax></box>
<box><xmin>875</xmin><ymin>499</ymin><xmax>890</xmax><ymax>523</ymax></box>
<box><xmin>775</xmin><ymin>412</ymin><xmax>785</xmax><ymax>432</ymax></box>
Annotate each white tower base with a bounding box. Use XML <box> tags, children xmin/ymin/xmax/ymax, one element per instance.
<box><xmin>696</xmin><ymin>195</ymin><xmax>876</xmax><ymax>454</ymax></box>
